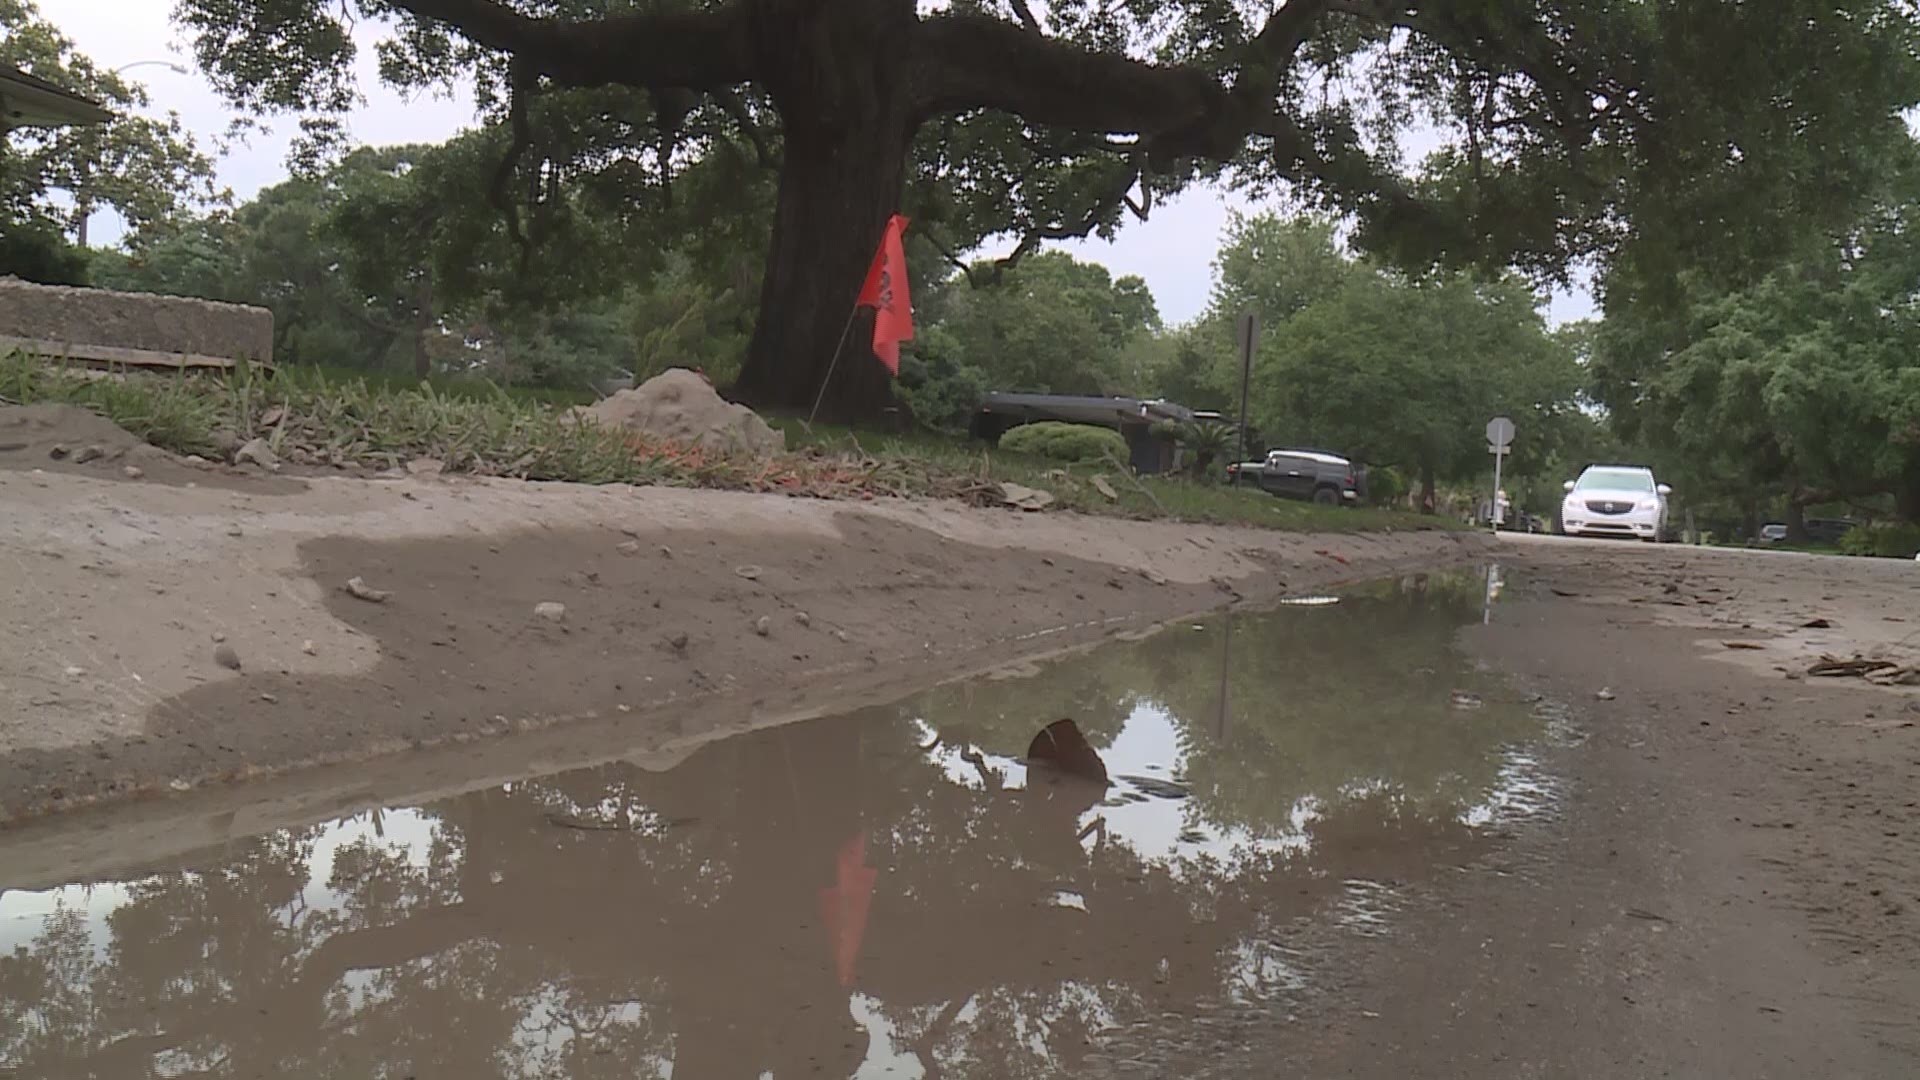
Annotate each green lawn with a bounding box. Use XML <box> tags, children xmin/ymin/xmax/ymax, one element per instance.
<box><xmin>772</xmin><ymin>417</ymin><xmax>1452</xmax><ymax>532</ymax></box>
<box><xmin>1</xmin><ymin>351</ymin><xmax>1451</xmax><ymax>533</ymax></box>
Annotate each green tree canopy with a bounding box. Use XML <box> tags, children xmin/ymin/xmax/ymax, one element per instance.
<box><xmin>899</xmin><ymin>250</ymin><xmax>1163</xmax><ymax>428</ymax></box>
<box><xmin>1186</xmin><ymin>213</ymin><xmax>1579</xmax><ymax>507</ymax></box>
<box><xmin>166</xmin><ymin>0</ymin><xmax>1920</xmax><ymax>420</ymax></box>
<box><xmin>1</xmin><ymin>0</ymin><xmax>218</xmax><ymax>262</ymax></box>
<box><xmin>1593</xmin><ymin>147</ymin><xmax>1920</xmax><ymax>524</ymax></box>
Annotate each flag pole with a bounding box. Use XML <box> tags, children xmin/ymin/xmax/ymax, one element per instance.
<box><xmin>806</xmin><ymin>302</ymin><xmax>862</xmax><ymax>430</ymax></box>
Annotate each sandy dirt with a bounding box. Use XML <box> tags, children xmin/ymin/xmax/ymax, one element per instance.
<box><xmin>8</xmin><ymin>403</ymin><xmax>1920</xmax><ymax>1076</ymax></box>
<box><xmin>0</xmin><ymin>406</ymin><xmax>1486</xmax><ymax>822</ymax></box>
<box><xmin>1205</xmin><ymin>534</ymin><xmax>1920</xmax><ymax>1079</ymax></box>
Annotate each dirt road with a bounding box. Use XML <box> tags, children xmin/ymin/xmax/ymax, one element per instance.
<box><xmin>5</xmin><ymin>423</ymin><xmax>1920</xmax><ymax>1077</ymax></box>
<box><xmin>1233</xmin><ymin>534</ymin><xmax>1920</xmax><ymax>1079</ymax></box>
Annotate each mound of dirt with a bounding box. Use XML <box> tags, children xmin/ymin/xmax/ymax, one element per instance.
<box><xmin>0</xmin><ymin>403</ymin><xmax>296</xmax><ymax>492</ymax></box>
<box><xmin>578</xmin><ymin>369</ymin><xmax>784</xmax><ymax>456</ymax></box>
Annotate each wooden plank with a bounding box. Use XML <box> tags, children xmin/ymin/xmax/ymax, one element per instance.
<box><xmin>0</xmin><ymin>334</ymin><xmax>273</xmax><ymax>372</ymax></box>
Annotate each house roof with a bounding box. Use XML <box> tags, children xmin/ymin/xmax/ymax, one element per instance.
<box><xmin>0</xmin><ymin>63</ymin><xmax>113</xmax><ymax>131</ymax></box>
<box><xmin>977</xmin><ymin>391</ymin><xmax>1197</xmax><ymax>427</ymax></box>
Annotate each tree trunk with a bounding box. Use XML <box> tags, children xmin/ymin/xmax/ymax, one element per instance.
<box><xmin>732</xmin><ymin>0</ymin><xmax>917</xmax><ymax>422</ymax></box>
<box><xmin>1898</xmin><ymin>460</ymin><xmax>1920</xmax><ymax>524</ymax></box>
<box><xmin>412</xmin><ymin>272</ymin><xmax>434</xmax><ymax>381</ymax></box>
<box><xmin>1784</xmin><ymin>495</ymin><xmax>1809</xmax><ymax>544</ymax></box>
<box><xmin>1418</xmin><ymin>461</ymin><xmax>1438</xmax><ymax>515</ymax></box>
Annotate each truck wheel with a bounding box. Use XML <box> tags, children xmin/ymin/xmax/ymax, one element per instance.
<box><xmin>1313</xmin><ymin>487</ymin><xmax>1340</xmax><ymax>506</ymax></box>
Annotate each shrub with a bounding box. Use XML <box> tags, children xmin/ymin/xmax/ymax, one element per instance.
<box><xmin>998</xmin><ymin>421</ymin><xmax>1128</xmax><ymax>463</ymax></box>
<box><xmin>1838</xmin><ymin>521</ymin><xmax>1920</xmax><ymax>558</ymax></box>
<box><xmin>1367</xmin><ymin>465</ymin><xmax>1408</xmax><ymax>507</ymax></box>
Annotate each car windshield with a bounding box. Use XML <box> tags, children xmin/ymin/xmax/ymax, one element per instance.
<box><xmin>1576</xmin><ymin>468</ymin><xmax>1655</xmax><ymax>493</ymax></box>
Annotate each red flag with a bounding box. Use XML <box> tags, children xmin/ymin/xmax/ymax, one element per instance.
<box><xmin>817</xmin><ymin>830</ymin><xmax>877</xmax><ymax>988</ymax></box>
<box><xmin>855</xmin><ymin>214</ymin><xmax>913</xmax><ymax>375</ymax></box>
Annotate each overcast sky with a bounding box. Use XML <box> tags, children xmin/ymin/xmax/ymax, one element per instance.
<box><xmin>40</xmin><ymin>0</ymin><xmax>1593</xmax><ymax>326</ymax></box>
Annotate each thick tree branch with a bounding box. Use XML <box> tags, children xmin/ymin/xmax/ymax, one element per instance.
<box><xmin>1007</xmin><ymin>0</ymin><xmax>1044</xmax><ymax>35</ymax></box>
<box><xmin>913</xmin><ymin>14</ymin><xmax>1237</xmax><ymax>140</ymax></box>
<box><xmin>489</xmin><ymin>57</ymin><xmax>535</xmax><ymax>271</ymax></box>
<box><xmin>993</xmin><ymin>154</ymin><xmax>1151</xmax><ymax>280</ymax></box>
<box><xmin>710</xmin><ymin>87</ymin><xmax>776</xmax><ymax>167</ymax></box>
<box><xmin>396</xmin><ymin>0</ymin><xmax>754</xmax><ymax>90</ymax></box>
<box><xmin>913</xmin><ymin>5</ymin><xmax>1330</xmax><ymax>160</ymax></box>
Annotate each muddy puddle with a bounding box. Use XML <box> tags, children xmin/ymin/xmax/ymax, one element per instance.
<box><xmin>1</xmin><ymin>569</ymin><xmax>1561</xmax><ymax>1078</ymax></box>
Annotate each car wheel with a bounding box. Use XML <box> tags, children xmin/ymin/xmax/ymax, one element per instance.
<box><xmin>1312</xmin><ymin>487</ymin><xmax>1340</xmax><ymax>506</ymax></box>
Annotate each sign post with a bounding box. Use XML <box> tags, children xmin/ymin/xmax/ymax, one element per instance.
<box><xmin>1485</xmin><ymin>416</ymin><xmax>1515</xmax><ymax>531</ymax></box>
<box><xmin>1234</xmin><ymin>312</ymin><xmax>1259</xmax><ymax>469</ymax></box>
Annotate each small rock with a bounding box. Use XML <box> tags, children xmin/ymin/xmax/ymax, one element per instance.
<box><xmin>795</xmin><ymin>611</ymin><xmax>812</xmax><ymax>627</ymax></box>
<box><xmin>72</xmin><ymin>445</ymin><xmax>105</xmax><ymax>465</ymax></box>
<box><xmin>212</xmin><ymin>631</ymin><xmax>228</xmax><ymax>644</ymax></box>
<box><xmin>122</xmin><ymin>465</ymin><xmax>145</xmax><ymax>480</ymax></box>
<box><xmin>168</xmin><ymin>779</ymin><xmax>191</xmax><ymax>793</ymax></box>
<box><xmin>1139</xmin><ymin>567</ymin><xmax>1170</xmax><ymax>586</ymax></box>
<box><xmin>259</xmin><ymin>692</ymin><xmax>279</xmax><ymax>704</ymax></box>
<box><xmin>301</xmin><ymin>640</ymin><xmax>317</xmax><ymax>656</ymax></box>
<box><xmin>659</xmin><ymin>545</ymin><xmax>674</xmax><ymax>558</ymax></box>
<box><xmin>213</xmin><ymin>644</ymin><xmax>241</xmax><ymax>670</ymax></box>
<box><xmin>405</xmin><ymin>456</ymin><xmax>445</xmax><ymax>476</ymax></box>
<box><xmin>534</xmin><ymin>601</ymin><xmax>568</xmax><ymax>623</ymax></box>
<box><xmin>753</xmin><ymin>615</ymin><xmax>772</xmax><ymax>636</ymax></box>
<box><xmin>735</xmin><ymin>564</ymin><xmax>764</xmax><ymax>581</ymax></box>
<box><xmin>667</xmin><ymin>631</ymin><xmax>690</xmax><ymax>651</ymax></box>
<box><xmin>1595</xmin><ymin>688</ymin><xmax>1617</xmax><ymax>701</ymax></box>
<box><xmin>63</xmin><ymin>665</ymin><xmax>85</xmax><ymax>678</ymax></box>
<box><xmin>226</xmin><ymin>526</ymin><xmax>243</xmax><ymax>538</ymax></box>
<box><xmin>616</xmin><ymin>540</ymin><xmax>642</xmax><ymax>555</ymax></box>
<box><xmin>184</xmin><ymin>454</ymin><xmax>208</xmax><ymax>465</ymax></box>
<box><xmin>834</xmin><ymin>629</ymin><xmax>851</xmax><ymax>643</ymax></box>
<box><xmin>343</xmin><ymin>576</ymin><xmax>392</xmax><ymax>603</ymax></box>
<box><xmin>234</xmin><ymin>438</ymin><xmax>280</xmax><ymax>471</ymax></box>
<box><xmin>48</xmin><ymin>444</ymin><xmax>69</xmax><ymax>460</ymax></box>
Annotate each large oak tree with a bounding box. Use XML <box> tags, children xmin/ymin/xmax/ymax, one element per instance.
<box><xmin>172</xmin><ymin>0</ymin><xmax>1920</xmax><ymax>419</ymax></box>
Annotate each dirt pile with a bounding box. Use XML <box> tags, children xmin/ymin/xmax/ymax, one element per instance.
<box><xmin>577</xmin><ymin>369</ymin><xmax>784</xmax><ymax>455</ymax></box>
<box><xmin>0</xmin><ymin>403</ymin><xmax>198</xmax><ymax>486</ymax></box>
<box><xmin>0</xmin><ymin>404</ymin><xmax>298</xmax><ymax>491</ymax></box>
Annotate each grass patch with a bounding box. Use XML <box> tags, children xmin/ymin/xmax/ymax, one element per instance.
<box><xmin>1</xmin><ymin>352</ymin><xmax>1450</xmax><ymax>532</ymax></box>
<box><xmin>773</xmin><ymin>418</ymin><xmax>1451</xmax><ymax>532</ymax></box>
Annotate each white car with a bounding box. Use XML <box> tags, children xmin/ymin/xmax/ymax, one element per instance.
<box><xmin>1559</xmin><ymin>465</ymin><xmax>1672</xmax><ymax>542</ymax></box>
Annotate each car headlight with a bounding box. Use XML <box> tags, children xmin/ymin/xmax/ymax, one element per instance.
<box><xmin>1637</xmin><ymin>499</ymin><xmax>1660</xmax><ymax>511</ymax></box>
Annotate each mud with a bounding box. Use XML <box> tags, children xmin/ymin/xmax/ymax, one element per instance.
<box><xmin>0</xmin><ymin>463</ymin><xmax>1486</xmax><ymax>820</ymax></box>
<box><xmin>0</xmin><ymin>574</ymin><xmax>1559</xmax><ymax>1078</ymax></box>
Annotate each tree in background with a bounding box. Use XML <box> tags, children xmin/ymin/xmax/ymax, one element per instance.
<box><xmin>169</xmin><ymin>0</ymin><xmax>1920</xmax><ymax>420</ymax></box>
<box><xmin>0</xmin><ymin>0</ymin><xmax>218</xmax><ymax>279</ymax></box>
<box><xmin>900</xmin><ymin>251</ymin><xmax>1161</xmax><ymax>429</ymax></box>
<box><xmin>1593</xmin><ymin>142</ymin><xmax>1920</xmax><ymax>529</ymax></box>
<box><xmin>1189</xmin><ymin>213</ymin><xmax>1578</xmax><ymax>511</ymax></box>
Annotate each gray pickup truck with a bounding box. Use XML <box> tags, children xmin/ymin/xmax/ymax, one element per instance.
<box><xmin>1226</xmin><ymin>449</ymin><xmax>1365</xmax><ymax>505</ymax></box>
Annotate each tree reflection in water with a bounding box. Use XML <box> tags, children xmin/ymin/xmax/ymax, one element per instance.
<box><xmin>0</xmin><ymin>570</ymin><xmax>1548</xmax><ymax>1079</ymax></box>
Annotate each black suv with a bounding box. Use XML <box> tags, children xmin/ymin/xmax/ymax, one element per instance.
<box><xmin>1226</xmin><ymin>449</ymin><xmax>1365</xmax><ymax>505</ymax></box>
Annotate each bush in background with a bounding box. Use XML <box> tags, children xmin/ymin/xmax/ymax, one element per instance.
<box><xmin>998</xmin><ymin>421</ymin><xmax>1128</xmax><ymax>463</ymax></box>
<box><xmin>1838</xmin><ymin>521</ymin><xmax>1920</xmax><ymax>558</ymax></box>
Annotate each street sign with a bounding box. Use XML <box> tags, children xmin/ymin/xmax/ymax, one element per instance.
<box><xmin>1485</xmin><ymin>416</ymin><xmax>1514</xmax><ymax>533</ymax></box>
<box><xmin>1485</xmin><ymin>415</ymin><xmax>1516</xmax><ymax>449</ymax></box>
